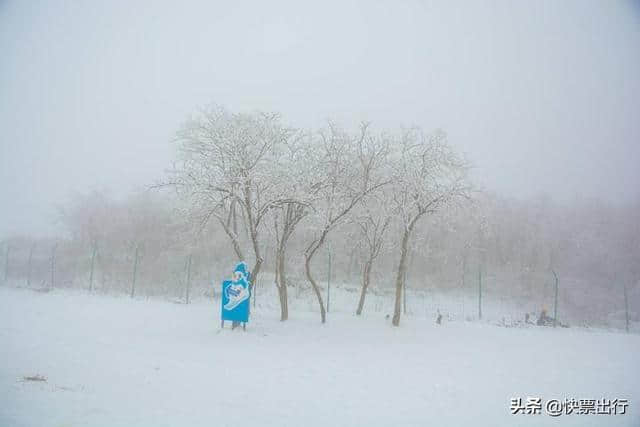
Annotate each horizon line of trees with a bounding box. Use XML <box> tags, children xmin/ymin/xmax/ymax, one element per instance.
<box><xmin>1</xmin><ymin>187</ymin><xmax>638</xmax><ymax>329</ymax></box>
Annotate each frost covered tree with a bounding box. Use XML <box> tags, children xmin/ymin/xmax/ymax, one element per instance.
<box><xmin>350</xmin><ymin>131</ymin><xmax>394</xmax><ymax>316</ymax></box>
<box><xmin>353</xmin><ymin>196</ymin><xmax>392</xmax><ymax>315</ymax></box>
<box><xmin>303</xmin><ymin>122</ymin><xmax>389</xmax><ymax>323</ymax></box>
<box><xmin>388</xmin><ymin>128</ymin><xmax>471</xmax><ymax>326</ymax></box>
<box><xmin>165</xmin><ymin>105</ymin><xmax>297</xmax><ymax>293</ymax></box>
<box><xmin>270</xmin><ymin>134</ymin><xmax>314</xmax><ymax>321</ymax></box>
<box><xmin>272</xmin><ymin>202</ymin><xmax>307</xmax><ymax>320</ymax></box>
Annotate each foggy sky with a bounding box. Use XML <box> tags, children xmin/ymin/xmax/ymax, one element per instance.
<box><xmin>1</xmin><ymin>0</ymin><xmax>639</xmax><ymax>238</ymax></box>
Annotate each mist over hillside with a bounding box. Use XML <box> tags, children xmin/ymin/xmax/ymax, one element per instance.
<box><xmin>1</xmin><ymin>1</ymin><xmax>639</xmax><ymax>426</ymax></box>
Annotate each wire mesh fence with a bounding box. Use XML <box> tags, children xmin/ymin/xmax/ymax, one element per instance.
<box><xmin>1</xmin><ymin>240</ymin><xmax>637</xmax><ymax>333</ymax></box>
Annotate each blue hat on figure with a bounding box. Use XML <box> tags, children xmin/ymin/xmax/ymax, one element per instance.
<box><xmin>234</xmin><ymin>261</ymin><xmax>249</xmax><ymax>281</ymax></box>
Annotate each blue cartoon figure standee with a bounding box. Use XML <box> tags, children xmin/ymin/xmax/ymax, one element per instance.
<box><xmin>220</xmin><ymin>262</ymin><xmax>251</xmax><ymax>330</ymax></box>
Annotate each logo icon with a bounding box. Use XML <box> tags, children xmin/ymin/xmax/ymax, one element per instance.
<box><xmin>223</xmin><ymin>282</ymin><xmax>250</xmax><ymax>311</ymax></box>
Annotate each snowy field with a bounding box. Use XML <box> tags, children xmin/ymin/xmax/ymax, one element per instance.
<box><xmin>1</xmin><ymin>286</ymin><xmax>638</xmax><ymax>427</ymax></box>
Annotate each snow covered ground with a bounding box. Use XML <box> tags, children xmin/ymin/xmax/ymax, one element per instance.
<box><xmin>1</xmin><ymin>286</ymin><xmax>638</xmax><ymax>427</ymax></box>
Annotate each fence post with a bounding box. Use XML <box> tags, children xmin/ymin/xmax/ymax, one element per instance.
<box><xmin>130</xmin><ymin>245</ymin><xmax>139</xmax><ymax>298</ymax></box>
<box><xmin>552</xmin><ymin>269</ymin><xmax>558</xmax><ymax>328</ymax></box>
<box><xmin>478</xmin><ymin>267</ymin><xmax>482</xmax><ymax>320</ymax></box>
<box><xmin>27</xmin><ymin>243</ymin><xmax>35</xmax><ymax>287</ymax></box>
<box><xmin>89</xmin><ymin>242</ymin><xmax>97</xmax><ymax>292</ymax></box>
<box><xmin>461</xmin><ymin>253</ymin><xmax>466</xmax><ymax>319</ymax></box>
<box><xmin>623</xmin><ymin>282</ymin><xmax>629</xmax><ymax>333</ymax></box>
<box><xmin>50</xmin><ymin>243</ymin><xmax>58</xmax><ymax>289</ymax></box>
<box><xmin>326</xmin><ymin>244</ymin><xmax>331</xmax><ymax>314</ymax></box>
<box><xmin>4</xmin><ymin>244</ymin><xmax>10</xmax><ymax>283</ymax></box>
<box><xmin>185</xmin><ymin>253</ymin><xmax>192</xmax><ymax>304</ymax></box>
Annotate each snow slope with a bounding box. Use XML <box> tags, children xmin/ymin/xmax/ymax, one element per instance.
<box><xmin>1</xmin><ymin>286</ymin><xmax>638</xmax><ymax>427</ymax></box>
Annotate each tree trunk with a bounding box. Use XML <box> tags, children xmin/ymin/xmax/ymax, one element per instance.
<box><xmin>242</xmin><ymin>180</ymin><xmax>264</xmax><ymax>294</ymax></box>
<box><xmin>356</xmin><ymin>259</ymin><xmax>372</xmax><ymax>315</ymax></box>
<box><xmin>247</xmin><ymin>232</ymin><xmax>262</xmax><ymax>296</ymax></box>
<box><xmin>403</xmin><ymin>273</ymin><xmax>407</xmax><ymax>315</ymax></box>
<box><xmin>326</xmin><ymin>248</ymin><xmax>331</xmax><ymax>313</ymax></box>
<box><xmin>272</xmin><ymin>204</ymin><xmax>305</xmax><ymax>322</ymax></box>
<box><xmin>305</xmin><ymin>249</ymin><xmax>326</xmax><ymax>323</ymax></box>
<box><xmin>276</xmin><ymin>246</ymin><xmax>288</xmax><ymax>321</ymax></box>
<box><xmin>392</xmin><ymin>228</ymin><xmax>412</xmax><ymax>326</ymax></box>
